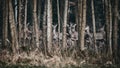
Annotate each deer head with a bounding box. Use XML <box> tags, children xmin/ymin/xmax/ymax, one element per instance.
<box><xmin>52</xmin><ymin>24</ymin><xmax>58</xmax><ymax>40</ymax></box>
<box><xmin>67</xmin><ymin>23</ymin><xmax>77</xmax><ymax>34</ymax></box>
<box><xmin>85</xmin><ymin>25</ymin><xmax>90</xmax><ymax>34</ymax></box>
<box><xmin>52</xmin><ymin>24</ymin><xmax>57</xmax><ymax>34</ymax></box>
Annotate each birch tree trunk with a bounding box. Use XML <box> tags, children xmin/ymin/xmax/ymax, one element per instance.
<box><xmin>18</xmin><ymin>0</ymin><xmax>22</xmax><ymax>45</ymax></box>
<box><xmin>62</xmin><ymin>0</ymin><xmax>68</xmax><ymax>49</ymax></box>
<box><xmin>14</xmin><ymin>0</ymin><xmax>18</xmax><ymax>23</ymax></box>
<box><xmin>91</xmin><ymin>0</ymin><xmax>98</xmax><ymax>54</ymax></box>
<box><xmin>47</xmin><ymin>0</ymin><xmax>52</xmax><ymax>53</ymax></box>
<box><xmin>79</xmin><ymin>0</ymin><xmax>87</xmax><ymax>51</ymax></box>
<box><xmin>57</xmin><ymin>0</ymin><xmax>61</xmax><ymax>46</ymax></box>
<box><xmin>108</xmin><ymin>0</ymin><xmax>112</xmax><ymax>58</ymax></box>
<box><xmin>105</xmin><ymin>0</ymin><xmax>113</xmax><ymax>58</ymax></box>
<box><xmin>2</xmin><ymin>0</ymin><xmax>8</xmax><ymax>47</ymax></box>
<box><xmin>75</xmin><ymin>4</ymin><xmax>78</xmax><ymax>31</ymax></box>
<box><xmin>33</xmin><ymin>0</ymin><xmax>40</xmax><ymax>49</ymax></box>
<box><xmin>78</xmin><ymin>0</ymin><xmax>83</xmax><ymax>51</ymax></box>
<box><xmin>38</xmin><ymin>0</ymin><xmax>41</xmax><ymax>28</ymax></box>
<box><xmin>9</xmin><ymin>0</ymin><xmax>19</xmax><ymax>53</ymax></box>
<box><xmin>23</xmin><ymin>0</ymin><xmax>28</xmax><ymax>46</ymax></box>
<box><xmin>113</xmin><ymin>0</ymin><xmax>119</xmax><ymax>63</ymax></box>
<box><xmin>43</xmin><ymin>0</ymin><xmax>47</xmax><ymax>55</ymax></box>
<box><xmin>105</xmin><ymin>0</ymin><xmax>109</xmax><ymax>55</ymax></box>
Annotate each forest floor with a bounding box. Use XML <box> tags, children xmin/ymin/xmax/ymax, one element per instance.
<box><xmin>0</xmin><ymin>48</ymin><xmax>119</xmax><ymax>68</ymax></box>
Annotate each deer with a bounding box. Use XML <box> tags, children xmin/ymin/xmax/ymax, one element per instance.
<box><xmin>67</xmin><ymin>23</ymin><xmax>78</xmax><ymax>47</ymax></box>
<box><xmin>67</xmin><ymin>23</ymin><xmax>78</xmax><ymax>41</ymax></box>
<box><xmin>52</xmin><ymin>24</ymin><xmax>62</xmax><ymax>40</ymax></box>
<box><xmin>67</xmin><ymin>23</ymin><xmax>91</xmax><ymax>47</ymax></box>
<box><xmin>96</xmin><ymin>26</ymin><xmax>105</xmax><ymax>52</ymax></box>
<box><xmin>84</xmin><ymin>25</ymin><xmax>105</xmax><ymax>51</ymax></box>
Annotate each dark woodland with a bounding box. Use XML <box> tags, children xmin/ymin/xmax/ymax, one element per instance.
<box><xmin>0</xmin><ymin>0</ymin><xmax>120</xmax><ymax>68</ymax></box>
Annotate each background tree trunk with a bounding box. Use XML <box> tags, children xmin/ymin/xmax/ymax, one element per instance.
<box><xmin>33</xmin><ymin>0</ymin><xmax>40</xmax><ymax>49</ymax></box>
<box><xmin>113</xmin><ymin>0</ymin><xmax>119</xmax><ymax>63</ymax></box>
<box><xmin>80</xmin><ymin>0</ymin><xmax>86</xmax><ymax>51</ymax></box>
<box><xmin>105</xmin><ymin>0</ymin><xmax>109</xmax><ymax>55</ymax></box>
<box><xmin>2</xmin><ymin>0</ymin><xmax>8</xmax><ymax>47</ymax></box>
<box><xmin>23</xmin><ymin>0</ymin><xmax>28</xmax><ymax>46</ymax></box>
<box><xmin>78</xmin><ymin>0</ymin><xmax>83</xmax><ymax>51</ymax></box>
<box><xmin>91</xmin><ymin>0</ymin><xmax>98</xmax><ymax>54</ymax></box>
<box><xmin>14</xmin><ymin>0</ymin><xmax>18</xmax><ymax>23</ymax></box>
<box><xmin>43</xmin><ymin>0</ymin><xmax>47</xmax><ymax>55</ymax></box>
<box><xmin>9</xmin><ymin>0</ymin><xmax>19</xmax><ymax>53</ymax></box>
<box><xmin>75</xmin><ymin>3</ymin><xmax>78</xmax><ymax>31</ymax></box>
<box><xmin>105</xmin><ymin>0</ymin><xmax>113</xmax><ymax>59</ymax></box>
<box><xmin>18</xmin><ymin>0</ymin><xmax>22</xmax><ymax>46</ymax></box>
<box><xmin>62</xmin><ymin>0</ymin><xmax>68</xmax><ymax>49</ymax></box>
<box><xmin>47</xmin><ymin>0</ymin><xmax>53</xmax><ymax>53</ymax></box>
<box><xmin>57</xmin><ymin>0</ymin><xmax>61</xmax><ymax>47</ymax></box>
<box><xmin>38</xmin><ymin>0</ymin><xmax>41</xmax><ymax>29</ymax></box>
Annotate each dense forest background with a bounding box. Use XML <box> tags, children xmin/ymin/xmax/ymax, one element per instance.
<box><xmin>0</xmin><ymin>0</ymin><xmax>120</xmax><ymax>68</ymax></box>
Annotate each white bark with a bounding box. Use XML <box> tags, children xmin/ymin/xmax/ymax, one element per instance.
<box><xmin>91</xmin><ymin>0</ymin><xmax>98</xmax><ymax>54</ymax></box>
<box><xmin>62</xmin><ymin>0</ymin><xmax>68</xmax><ymax>48</ymax></box>
<box><xmin>47</xmin><ymin>0</ymin><xmax>52</xmax><ymax>52</ymax></box>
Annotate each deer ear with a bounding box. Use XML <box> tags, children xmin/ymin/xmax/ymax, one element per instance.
<box><xmin>73</xmin><ymin>24</ymin><xmax>76</xmax><ymax>27</ymax></box>
<box><xmin>85</xmin><ymin>26</ymin><xmax>89</xmax><ymax>30</ymax></box>
<box><xmin>70</xmin><ymin>22</ymin><xmax>73</xmax><ymax>26</ymax></box>
<box><xmin>55</xmin><ymin>24</ymin><xmax>58</xmax><ymax>27</ymax></box>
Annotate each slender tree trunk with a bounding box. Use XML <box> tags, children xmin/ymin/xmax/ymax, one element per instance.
<box><xmin>113</xmin><ymin>0</ymin><xmax>119</xmax><ymax>63</ymax></box>
<box><xmin>43</xmin><ymin>0</ymin><xmax>47</xmax><ymax>55</ymax></box>
<box><xmin>38</xmin><ymin>0</ymin><xmax>41</xmax><ymax>28</ymax></box>
<box><xmin>14</xmin><ymin>0</ymin><xmax>18</xmax><ymax>23</ymax></box>
<box><xmin>57</xmin><ymin>0</ymin><xmax>61</xmax><ymax>46</ymax></box>
<box><xmin>80</xmin><ymin>0</ymin><xmax>87</xmax><ymax>51</ymax></box>
<box><xmin>18</xmin><ymin>0</ymin><xmax>22</xmax><ymax>45</ymax></box>
<box><xmin>33</xmin><ymin>0</ymin><xmax>40</xmax><ymax>49</ymax></box>
<box><xmin>62</xmin><ymin>0</ymin><xmax>68</xmax><ymax>49</ymax></box>
<box><xmin>2</xmin><ymin>0</ymin><xmax>8</xmax><ymax>47</ymax></box>
<box><xmin>75</xmin><ymin>4</ymin><xmax>78</xmax><ymax>31</ymax></box>
<box><xmin>108</xmin><ymin>0</ymin><xmax>113</xmax><ymax>59</ymax></box>
<box><xmin>78</xmin><ymin>0</ymin><xmax>83</xmax><ymax>50</ymax></box>
<box><xmin>47</xmin><ymin>0</ymin><xmax>52</xmax><ymax>53</ymax></box>
<box><xmin>91</xmin><ymin>0</ymin><xmax>98</xmax><ymax>54</ymax></box>
<box><xmin>23</xmin><ymin>0</ymin><xmax>28</xmax><ymax>46</ymax></box>
<box><xmin>9</xmin><ymin>0</ymin><xmax>19</xmax><ymax>53</ymax></box>
<box><xmin>105</xmin><ymin>0</ymin><xmax>109</xmax><ymax>55</ymax></box>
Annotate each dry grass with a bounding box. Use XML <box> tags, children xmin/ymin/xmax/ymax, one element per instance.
<box><xmin>0</xmin><ymin>49</ymin><xmax>117</xmax><ymax>68</ymax></box>
<box><xmin>0</xmin><ymin>49</ymin><xmax>89</xmax><ymax>68</ymax></box>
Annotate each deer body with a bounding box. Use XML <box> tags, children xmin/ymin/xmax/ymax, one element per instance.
<box><xmin>52</xmin><ymin>25</ymin><xmax>62</xmax><ymax>41</ymax></box>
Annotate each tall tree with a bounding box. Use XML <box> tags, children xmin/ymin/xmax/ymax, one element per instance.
<box><xmin>62</xmin><ymin>0</ymin><xmax>68</xmax><ymax>49</ymax></box>
<box><xmin>9</xmin><ymin>0</ymin><xmax>19</xmax><ymax>53</ymax></box>
<box><xmin>14</xmin><ymin>0</ymin><xmax>18</xmax><ymax>23</ymax></box>
<box><xmin>78</xmin><ymin>0</ymin><xmax>83</xmax><ymax>51</ymax></box>
<box><xmin>33</xmin><ymin>0</ymin><xmax>40</xmax><ymax>49</ymax></box>
<box><xmin>91</xmin><ymin>0</ymin><xmax>98</xmax><ymax>54</ymax></box>
<box><xmin>2</xmin><ymin>0</ymin><xmax>8</xmax><ymax>47</ymax></box>
<box><xmin>113</xmin><ymin>0</ymin><xmax>119</xmax><ymax>63</ymax></box>
<box><xmin>108</xmin><ymin>0</ymin><xmax>113</xmax><ymax>59</ymax></box>
<box><xmin>23</xmin><ymin>0</ymin><xmax>28</xmax><ymax>46</ymax></box>
<box><xmin>57</xmin><ymin>0</ymin><xmax>61</xmax><ymax>46</ymax></box>
<box><xmin>38</xmin><ymin>0</ymin><xmax>41</xmax><ymax>28</ymax></box>
<box><xmin>79</xmin><ymin>0</ymin><xmax>87</xmax><ymax>51</ymax></box>
<box><xmin>75</xmin><ymin>1</ymin><xmax>78</xmax><ymax>31</ymax></box>
<box><xmin>47</xmin><ymin>0</ymin><xmax>53</xmax><ymax>53</ymax></box>
<box><xmin>43</xmin><ymin>0</ymin><xmax>47</xmax><ymax>55</ymax></box>
<box><xmin>105</xmin><ymin>0</ymin><xmax>113</xmax><ymax>58</ymax></box>
<box><xmin>18</xmin><ymin>0</ymin><xmax>22</xmax><ymax>45</ymax></box>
